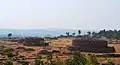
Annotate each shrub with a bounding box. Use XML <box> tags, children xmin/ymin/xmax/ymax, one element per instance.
<box><xmin>3</xmin><ymin>48</ymin><xmax>14</xmax><ymax>57</ymax></box>
<box><xmin>3</xmin><ymin>60</ymin><xmax>13</xmax><ymax>65</ymax></box>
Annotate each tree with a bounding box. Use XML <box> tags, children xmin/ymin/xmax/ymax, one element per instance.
<box><xmin>8</xmin><ymin>33</ymin><xmax>12</xmax><ymax>38</ymax></box>
<box><xmin>78</xmin><ymin>30</ymin><xmax>81</xmax><ymax>35</ymax></box>
<box><xmin>3</xmin><ymin>59</ymin><xmax>13</xmax><ymax>65</ymax></box>
<box><xmin>72</xmin><ymin>33</ymin><xmax>76</xmax><ymax>36</ymax></box>
<box><xmin>92</xmin><ymin>31</ymin><xmax>97</xmax><ymax>37</ymax></box>
<box><xmin>87</xmin><ymin>31</ymin><xmax>91</xmax><ymax>36</ymax></box>
<box><xmin>66</xmin><ymin>32</ymin><xmax>70</xmax><ymax>36</ymax></box>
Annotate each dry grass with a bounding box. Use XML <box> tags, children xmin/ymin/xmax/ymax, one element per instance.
<box><xmin>1</xmin><ymin>38</ymin><xmax>120</xmax><ymax>65</ymax></box>
<box><xmin>108</xmin><ymin>44</ymin><xmax>120</xmax><ymax>53</ymax></box>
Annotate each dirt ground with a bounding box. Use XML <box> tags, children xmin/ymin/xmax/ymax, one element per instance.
<box><xmin>108</xmin><ymin>44</ymin><xmax>120</xmax><ymax>53</ymax></box>
<box><xmin>1</xmin><ymin>38</ymin><xmax>120</xmax><ymax>65</ymax></box>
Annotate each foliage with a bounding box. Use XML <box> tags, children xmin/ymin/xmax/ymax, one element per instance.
<box><xmin>46</xmin><ymin>54</ymin><xmax>53</xmax><ymax>61</ymax></box>
<box><xmin>92</xmin><ymin>29</ymin><xmax>120</xmax><ymax>39</ymax></box>
<box><xmin>8</xmin><ymin>33</ymin><xmax>12</xmax><ymax>38</ymax></box>
<box><xmin>20</xmin><ymin>61</ymin><xmax>29</xmax><ymax>65</ymax></box>
<box><xmin>2</xmin><ymin>52</ymin><xmax>114</xmax><ymax>65</ymax></box>
<box><xmin>35</xmin><ymin>56</ymin><xmax>43</xmax><ymax>65</ymax></box>
<box><xmin>3</xmin><ymin>48</ymin><xmax>13</xmax><ymax>57</ymax></box>
<box><xmin>72</xmin><ymin>33</ymin><xmax>76</xmax><ymax>36</ymax></box>
<box><xmin>107</xmin><ymin>59</ymin><xmax>114</xmax><ymax>65</ymax></box>
<box><xmin>3</xmin><ymin>59</ymin><xmax>13</xmax><ymax>65</ymax></box>
<box><xmin>87</xmin><ymin>54</ymin><xmax>99</xmax><ymax>65</ymax></box>
<box><xmin>66</xmin><ymin>52</ymin><xmax>87</xmax><ymax>65</ymax></box>
<box><xmin>3</xmin><ymin>48</ymin><xmax>13</xmax><ymax>53</ymax></box>
<box><xmin>40</xmin><ymin>50</ymin><xmax>49</xmax><ymax>55</ymax></box>
<box><xmin>35</xmin><ymin>58</ymin><xmax>41</xmax><ymax>65</ymax></box>
<box><xmin>50</xmin><ymin>60</ymin><xmax>65</xmax><ymax>65</ymax></box>
<box><xmin>7</xmin><ymin>52</ymin><xmax>13</xmax><ymax>57</ymax></box>
<box><xmin>78</xmin><ymin>30</ymin><xmax>81</xmax><ymax>35</ymax></box>
<box><xmin>66</xmin><ymin>32</ymin><xmax>70</xmax><ymax>36</ymax></box>
<box><xmin>87</xmin><ymin>31</ymin><xmax>91</xmax><ymax>36</ymax></box>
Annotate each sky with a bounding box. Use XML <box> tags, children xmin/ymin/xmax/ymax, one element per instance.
<box><xmin>0</xmin><ymin>0</ymin><xmax>120</xmax><ymax>30</ymax></box>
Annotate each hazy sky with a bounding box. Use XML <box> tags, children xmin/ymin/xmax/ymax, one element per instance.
<box><xmin>0</xmin><ymin>0</ymin><xmax>120</xmax><ymax>30</ymax></box>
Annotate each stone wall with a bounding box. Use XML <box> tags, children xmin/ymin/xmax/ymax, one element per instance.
<box><xmin>23</xmin><ymin>37</ymin><xmax>49</xmax><ymax>46</ymax></box>
<box><xmin>68</xmin><ymin>39</ymin><xmax>115</xmax><ymax>53</ymax></box>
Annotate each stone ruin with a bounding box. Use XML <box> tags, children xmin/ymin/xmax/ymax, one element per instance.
<box><xmin>67</xmin><ymin>38</ymin><xmax>115</xmax><ymax>53</ymax></box>
<box><xmin>22</xmin><ymin>37</ymin><xmax>49</xmax><ymax>46</ymax></box>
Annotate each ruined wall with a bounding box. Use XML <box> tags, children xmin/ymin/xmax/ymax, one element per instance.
<box><xmin>72</xmin><ymin>39</ymin><xmax>108</xmax><ymax>47</ymax></box>
<box><xmin>68</xmin><ymin>39</ymin><xmax>115</xmax><ymax>53</ymax></box>
<box><xmin>23</xmin><ymin>37</ymin><xmax>49</xmax><ymax>46</ymax></box>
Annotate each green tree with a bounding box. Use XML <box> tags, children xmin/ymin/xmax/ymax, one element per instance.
<box><xmin>72</xmin><ymin>33</ymin><xmax>76</xmax><ymax>36</ymax></box>
<box><xmin>87</xmin><ymin>31</ymin><xmax>91</xmax><ymax>36</ymax></box>
<box><xmin>66</xmin><ymin>32</ymin><xmax>70</xmax><ymax>36</ymax></box>
<box><xmin>8</xmin><ymin>33</ymin><xmax>12</xmax><ymax>38</ymax></box>
<box><xmin>92</xmin><ymin>31</ymin><xmax>97</xmax><ymax>37</ymax></box>
<box><xmin>78</xmin><ymin>30</ymin><xmax>81</xmax><ymax>35</ymax></box>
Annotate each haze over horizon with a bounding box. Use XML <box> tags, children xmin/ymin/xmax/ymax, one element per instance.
<box><xmin>0</xmin><ymin>0</ymin><xmax>120</xmax><ymax>30</ymax></box>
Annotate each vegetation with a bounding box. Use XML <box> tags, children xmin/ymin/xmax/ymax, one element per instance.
<box><xmin>8</xmin><ymin>33</ymin><xmax>12</xmax><ymax>38</ymax></box>
<box><xmin>35</xmin><ymin>56</ymin><xmax>43</xmax><ymax>65</ymax></box>
<box><xmin>63</xmin><ymin>29</ymin><xmax>120</xmax><ymax>40</ymax></box>
<box><xmin>20</xmin><ymin>61</ymin><xmax>29</xmax><ymax>65</ymax></box>
<box><xmin>3</xmin><ymin>59</ymin><xmax>13</xmax><ymax>65</ymax></box>
<box><xmin>72</xmin><ymin>33</ymin><xmax>76</xmax><ymax>36</ymax></box>
<box><xmin>87</xmin><ymin>31</ymin><xmax>91</xmax><ymax>36</ymax></box>
<box><xmin>3</xmin><ymin>48</ymin><xmax>14</xmax><ymax>57</ymax></box>
<box><xmin>91</xmin><ymin>29</ymin><xmax>120</xmax><ymax>39</ymax></box>
<box><xmin>78</xmin><ymin>30</ymin><xmax>81</xmax><ymax>35</ymax></box>
<box><xmin>107</xmin><ymin>59</ymin><xmax>114</xmax><ymax>65</ymax></box>
<box><xmin>87</xmin><ymin>54</ymin><xmax>99</xmax><ymax>65</ymax></box>
<box><xmin>66</xmin><ymin>32</ymin><xmax>70</xmax><ymax>36</ymax></box>
<box><xmin>0</xmin><ymin>51</ymin><xmax>115</xmax><ymax>65</ymax></box>
<box><xmin>66</xmin><ymin>52</ymin><xmax>87</xmax><ymax>65</ymax></box>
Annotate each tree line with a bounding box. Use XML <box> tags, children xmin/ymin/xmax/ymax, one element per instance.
<box><xmin>65</xmin><ymin>29</ymin><xmax>120</xmax><ymax>39</ymax></box>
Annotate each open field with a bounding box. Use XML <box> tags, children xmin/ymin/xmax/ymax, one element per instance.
<box><xmin>0</xmin><ymin>38</ymin><xmax>120</xmax><ymax>65</ymax></box>
<box><xmin>108</xmin><ymin>44</ymin><xmax>120</xmax><ymax>53</ymax></box>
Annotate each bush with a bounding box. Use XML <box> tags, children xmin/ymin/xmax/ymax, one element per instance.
<box><xmin>107</xmin><ymin>59</ymin><xmax>114</xmax><ymax>65</ymax></box>
<box><xmin>3</xmin><ymin>60</ymin><xmax>13</xmax><ymax>65</ymax></box>
<box><xmin>66</xmin><ymin>52</ymin><xmax>87</xmax><ymax>65</ymax></box>
<box><xmin>87</xmin><ymin>54</ymin><xmax>99</xmax><ymax>65</ymax></box>
<box><xmin>3</xmin><ymin>48</ymin><xmax>14</xmax><ymax>57</ymax></box>
<box><xmin>7</xmin><ymin>52</ymin><xmax>13</xmax><ymax>57</ymax></box>
<box><xmin>3</xmin><ymin>48</ymin><xmax>13</xmax><ymax>53</ymax></box>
